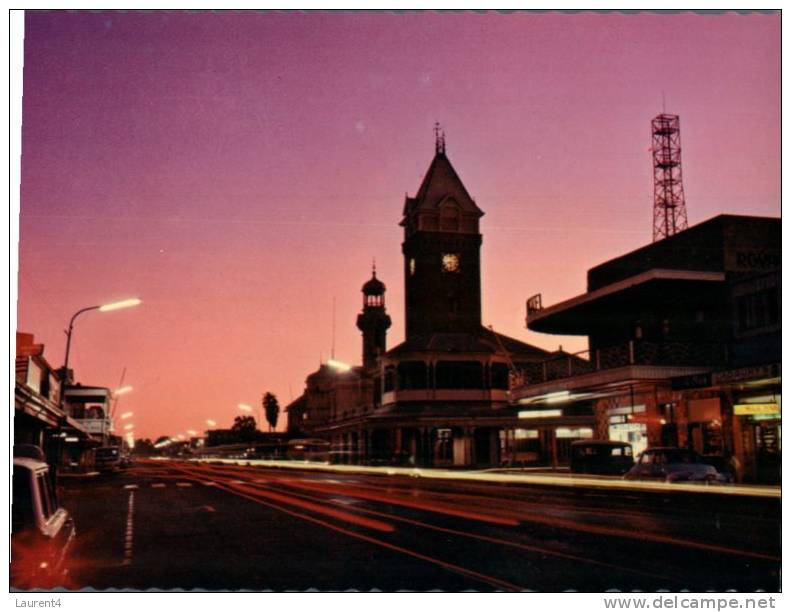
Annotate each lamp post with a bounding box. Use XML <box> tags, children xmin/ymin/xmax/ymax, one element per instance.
<box><xmin>59</xmin><ymin>298</ymin><xmax>141</xmax><ymax>407</ymax></box>
<box><xmin>53</xmin><ymin>298</ymin><xmax>140</xmax><ymax>477</ymax></box>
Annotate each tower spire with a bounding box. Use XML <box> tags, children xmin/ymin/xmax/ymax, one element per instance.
<box><xmin>372</xmin><ymin>258</ymin><xmax>377</xmax><ymax>278</ymax></box>
<box><xmin>434</xmin><ymin>121</ymin><xmax>445</xmax><ymax>155</ymax></box>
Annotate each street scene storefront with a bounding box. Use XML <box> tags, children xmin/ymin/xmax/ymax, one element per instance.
<box><xmin>511</xmin><ymin>215</ymin><xmax>780</xmax><ymax>483</ymax></box>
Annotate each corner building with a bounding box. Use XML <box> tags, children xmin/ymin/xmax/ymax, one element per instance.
<box><xmin>289</xmin><ymin>136</ymin><xmax>553</xmax><ymax>467</ymax></box>
<box><xmin>512</xmin><ymin>215</ymin><xmax>780</xmax><ymax>483</ymax></box>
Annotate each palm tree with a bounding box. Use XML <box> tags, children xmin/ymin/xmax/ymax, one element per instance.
<box><xmin>262</xmin><ymin>392</ymin><xmax>280</xmax><ymax>432</ymax></box>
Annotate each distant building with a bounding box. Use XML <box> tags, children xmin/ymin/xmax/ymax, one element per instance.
<box><xmin>514</xmin><ymin>215</ymin><xmax>780</xmax><ymax>482</ymax></box>
<box><xmin>291</xmin><ymin>134</ymin><xmax>556</xmax><ymax>466</ymax></box>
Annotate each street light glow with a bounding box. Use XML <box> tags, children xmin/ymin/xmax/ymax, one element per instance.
<box><xmin>114</xmin><ymin>385</ymin><xmax>134</xmax><ymax>396</ymax></box>
<box><xmin>206</xmin><ymin>419</ymin><xmax>216</xmax><ymax>427</ymax></box>
<box><xmin>98</xmin><ymin>298</ymin><xmax>142</xmax><ymax>312</ymax></box>
<box><xmin>238</xmin><ymin>403</ymin><xmax>253</xmax><ymax>412</ymax></box>
<box><xmin>327</xmin><ymin>358</ymin><xmax>352</xmax><ymax>372</ymax></box>
<box><xmin>123</xmin><ymin>424</ymin><xmax>134</xmax><ymax>430</ymax></box>
<box><xmin>120</xmin><ymin>412</ymin><xmax>133</xmax><ymax>420</ymax></box>
<box><xmin>187</xmin><ymin>429</ymin><xmax>197</xmax><ymax>436</ymax></box>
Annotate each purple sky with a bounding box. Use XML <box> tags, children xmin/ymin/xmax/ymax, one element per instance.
<box><xmin>17</xmin><ymin>10</ymin><xmax>780</xmax><ymax>439</ymax></box>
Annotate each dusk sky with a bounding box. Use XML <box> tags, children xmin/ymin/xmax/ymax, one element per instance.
<box><xmin>16</xmin><ymin>10</ymin><xmax>780</xmax><ymax>440</ymax></box>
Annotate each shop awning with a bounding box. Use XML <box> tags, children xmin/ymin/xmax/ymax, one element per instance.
<box><xmin>527</xmin><ymin>268</ymin><xmax>726</xmax><ymax>335</ymax></box>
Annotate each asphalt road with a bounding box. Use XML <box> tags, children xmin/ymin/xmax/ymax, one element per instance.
<box><xmin>53</xmin><ymin>459</ymin><xmax>780</xmax><ymax>592</ymax></box>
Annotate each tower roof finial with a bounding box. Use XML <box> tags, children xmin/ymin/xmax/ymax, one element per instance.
<box><xmin>372</xmin><ymin>257</ymin><xmax>377</xmax><ymax>278</ymax></box>
<box><xmin>434</xmin><ymin>121</ymin><xmax>445</xmax><ymax>155</ymax></box>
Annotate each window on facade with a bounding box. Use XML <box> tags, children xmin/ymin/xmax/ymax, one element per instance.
<box><xmin>435</xmin><ymin>429</ymin><xmax>453</xmax><ymax>462</ymax></box>
<box><xmin>397</xmin><ymin>361</ymin><xmax>428</xmax><ymax>390</ymax></box>
<box><xmin>25</xmin><ymin>361</ymin><xmax>42</xmax><ymax>394</ymax></box>
<box><xmin>440</xmin><ymin>204</ymin><xmax>460</xmax><ymax>231</ymax></box>
<box><xmin>86</xmin><ymin>404</ymin><xmax>105</xmax><ymax>419</ymax></box>
<box><xmin>491</xmin><ymin>363</ymin><xmax>510</xmax><ymax>389</ymax></box>
<box><xmin>435</xmin><ymin>361</ymin><xmax>484</xmax><ymax>389</ymax></box>
<box><xmin>737</xmin><ymin>287</ymin><xmax>780</xmax><ymax>332</ymax></box>
<box><xmin>67</xmin><ymin>403</ymin><xmax>85</xmax><ymax>419</ymax></box>
<box><xmin>373</xmin><ymin>376</ymin><xmax>382</xmax><ymax>406</ymax></box>
<box><xmin>383</xmin><ymin>366</ymin><xmax>396</xmax><ymax>392</ymax></box>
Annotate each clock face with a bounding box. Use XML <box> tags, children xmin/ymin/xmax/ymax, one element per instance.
<box><xmin>441</xmin><ymin>253</ymin><xmax>460</xmax><ymax>273</ymax></box>
<box><xmin>409</xmin><ymin>258</ymin><xmax>416</xmax><ymax>276</ymax></box>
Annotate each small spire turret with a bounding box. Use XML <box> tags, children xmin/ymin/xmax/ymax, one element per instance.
<box><xmin>434</xmin><ymin>121</ymin><xmax>446</xmax><ymax>155</ymax></box>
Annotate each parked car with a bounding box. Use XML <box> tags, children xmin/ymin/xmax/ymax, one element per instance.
<box><xmin>570</xmin><ymin>440</ymin><xmax>634</xmax><ymax>475</ymax></box>
<box><xmin>95</xmin><ymin>445</ymin><xmax>122</xmax><ymax>472</ymax></box>
<box><xmin>624</xmin><ymin>447</ymin><xmax>726</xmax><ymax>483</ymax></box>
<box><xmin>11</xmin><ymin>451</ymin><xmax>76</xmax><ymax>589</ymax></box>
<box><xmin>699</xmin><ymin>455</ymin><xmax>736</xmax><ymax>484</ymax></box>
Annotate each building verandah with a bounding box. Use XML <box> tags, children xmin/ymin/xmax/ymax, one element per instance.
<box><xmin>317</xmin><ymin>414</ymin><xmax>563</xmax><ymax>468</ymax></box>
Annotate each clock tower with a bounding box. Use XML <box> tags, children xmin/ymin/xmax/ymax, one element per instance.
<box><xmin>401</xmin><ymin>126</ymin><xmax>484</xmax><ymax>337</ymax></box>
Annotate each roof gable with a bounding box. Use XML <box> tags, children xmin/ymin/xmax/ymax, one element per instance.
<box><xmin>402</xmin><ymin>152</ymin><xmax>484</xmax><ymax>220</ymax></box>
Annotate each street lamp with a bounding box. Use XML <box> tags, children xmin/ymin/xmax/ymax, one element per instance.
<box><xmin>111</xmin><ymin>385</ymin><xmax>134</xmax><ymax>424</ymax></box>
<box><xmin>59</xmin><ymin>297</ymin><xmax>142</xmax><ymax>405</ymax></box>
<box><xmin>327</xmin><ymin>358</ymin><xmax>352</xmax><ymax>372</ymax></box>
<box><xmin>238</xmin><ymin>403</ymin><xmax>253</xmax><ymax>412</ymax></box>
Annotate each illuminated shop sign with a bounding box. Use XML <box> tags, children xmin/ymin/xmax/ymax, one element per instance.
<box><xmin>734</xmin><ymin>403</ymin><xmax>780</xmax><ymax>416</ymax></box>
<box><xmin>518</xmin><ymin>409</ymin><xmax>562</xmax><ymax>419</ymax></box>
<box><xmin>556</xmin><ymin>427</ymin><xmax>593</xmax><ymax>439</ymax></box>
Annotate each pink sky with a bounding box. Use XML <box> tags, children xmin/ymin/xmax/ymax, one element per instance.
<box><xmin>17</xmin><ymin>10</ymin><xmax>780</xmax><ymax>440</ymax></box>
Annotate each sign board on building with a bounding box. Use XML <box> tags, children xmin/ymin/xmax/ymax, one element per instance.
<box><xmin>671</xmin><ymin>372</ymin><xmax>712</xmax><ymax>390</ymax></box>
<box><xmin>712</xmin><ymin>363</ymin><xmax>780</xmax><ymax>385</ymax></box>
<box><xmin>733</xmin><ymin>403</ymin><xmax>780</xmax><ymax>416</ymax></box>
<box><xmin>518</xmin><ymin>408</ymin><xmax>562</xmax><ymax>419</ymax></box>
<box><xmin>726</xmin><ymin>250</ymin><xmax>781</xmax><ymax>272</ymax></box>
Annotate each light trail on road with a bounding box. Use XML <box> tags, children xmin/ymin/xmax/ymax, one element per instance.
<box><xmin>169</xmin><ymin>461</ymin><xmax>526</xmax><ymax>591</ymax></box>
<box><xmin>165</xmin><ymin>459</ymin><xmax>777</xmax><ymax>591</ymax></box>
<box><xmin>194</xmin><ymin>457</ymin><xmax>781</xmax><ymax>498</ymax></box>
<box><xmin>181</xmin><ymin>460</ymin><xmax>781</xmax><ymax>563</ymax></box>
<box><xmin>57</xmin><ymin>459</ymin><xmax>779</xmax><ymax>591</ymax></box>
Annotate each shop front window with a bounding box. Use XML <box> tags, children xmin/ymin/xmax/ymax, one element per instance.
<box><xmin>608</xmin><ymin>406</ymin><xmax>648</xmax><ymax>456</ymax></box>
<box><xmin>435</xmin><ymin>429</ymin><xmax>453</xmax><ymax>463</ymax></box>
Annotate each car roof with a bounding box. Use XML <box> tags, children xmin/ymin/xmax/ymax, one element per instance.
<box><xmin>13</xmin><ymin>456</ymin><xmax>48</xmax><ymax>472</ymax></box>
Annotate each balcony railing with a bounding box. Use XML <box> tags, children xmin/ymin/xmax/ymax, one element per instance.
<box><xmin>521</xmin><ymin>341</ymin><xmax>725</xmax><ymax>386</ymax></box>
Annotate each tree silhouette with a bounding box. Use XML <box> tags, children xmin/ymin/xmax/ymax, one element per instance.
<box><xmin>231</xmin><ymin>415</ymin><xmax>258</xmax><ymax>442</ymax></box>
<box><xmin>263</xmin><ymin>392</ymin><xmax>280</xmax><ymax>432</ymax></box>
<box><xmin>133</xmin><ymin>438</ymin><xmax>155</xmax><ymax>455</ymax></box>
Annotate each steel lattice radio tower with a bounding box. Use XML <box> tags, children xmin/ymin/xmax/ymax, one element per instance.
<box><xmin>651</xmin><ymin>113</ymin><xmax>688</xmax><ymax>241</ymax></box>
